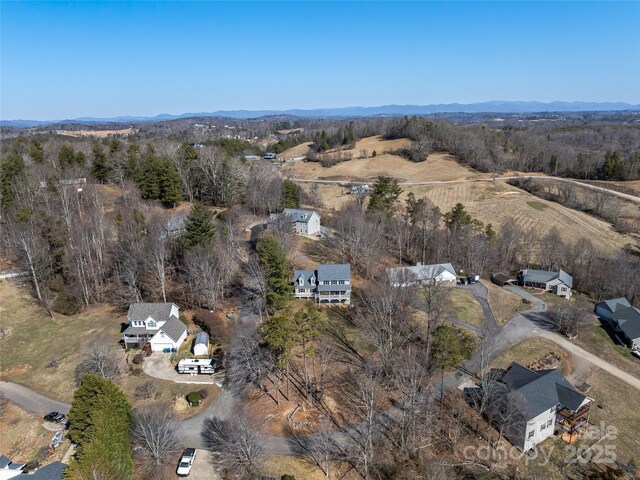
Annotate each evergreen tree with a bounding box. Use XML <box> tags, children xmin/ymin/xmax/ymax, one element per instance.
<box><xmin>58</xmin><ymin>144</ymin><xmax>77</xmax><ymax>167</ymax></box>
<box><xmin>367</xmin><ymin>176</ymin><xmax>403</xmax><ymax>214</ymax></box>
<box><xmin>66</xmin><ymin>374</ymin><xmax>133</xmax><ymax>480</ymax></box>
<box><xmin>29</xmin><ymin>140</ymin><xmax>45</xmax><ymax>163</ymax></box>
<box><xmin>184</xmin><ymin>204</ymin><xmax>216</xmax><ymax>248</ymax></box>
<box><xmin>281</xmin><ymin>179</ymin><xmax>300</xmax><ymax>209</ymax></box>
<box><xmin>91</xmin><ymin>142</ymin><xmax>111</xmax><ymax>183</ymax></box>
<box><xmin>256</xmin><ymin>235</ymin><xmax>291</xmax><ymax>312</ymax></box>
<box><xmin>138</xmin><ymin>150</ymin><xmax>162</xmax><ymax>200</ymax></box>
<box><xmin>602</xmin><ymin>150</ymin><xmax>624</xmax><ymax>180</ymax></box>
<box><xmin>260</xmin><ymin>312</ymin><xmax>297</xmax><ymax>368</ymax></box>
<box><xmin>443</xmin><ymin>203</ymin><xmax>472</xmax><ymax>228</ymax></box>
<box><xmin>158</xmin><ymin>157</ymin><xmax>183</xmax><ymax>207</ymax></box>
<box><xmin>124</xmin><ymin>143</ymin><xmax>141</xmax><ymax>181</ymax></box>
<box><xmin>0</xmin><ymin>154</ymin><xmax>25</xmax><ymax>208</ymax></box>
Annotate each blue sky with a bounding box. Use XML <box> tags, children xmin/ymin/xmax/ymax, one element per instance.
<box><xmin>2</xmin><ymin>1</ymin><xmax>639</xmax><ymax>120</ymax></box>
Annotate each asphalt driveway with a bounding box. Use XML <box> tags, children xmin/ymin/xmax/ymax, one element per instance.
<box><xmin>142</xmin><ymin>354</ymin><xmax>220</xmax><ymax>385</ymax></box>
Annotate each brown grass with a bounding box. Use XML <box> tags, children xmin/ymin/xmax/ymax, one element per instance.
<box><xmin>0</xmin><ymin>402</ymin><xmax>70</xmax><ymax>463</ymax></box>
<box><xmin>482</xmin><ymin>280</ymin><xmax>527</xmax><ymax>326</ymax></box>
<box><xmin>448</xmin><ymin>288</ymin><xmax>485</xmax><ymax>328</ymax></box>
<box><xmin>55</xmin><ymin>128</ymin><xmax>136</xmax><ymax>138</ymax></box>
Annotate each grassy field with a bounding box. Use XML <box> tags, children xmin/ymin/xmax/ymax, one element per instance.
<box><xmin>526</xmin><ymin>200</ymin><xmax>549</xmax><ymax>211</ymax></box>
<box><xmin>281</xmin><ymin>136</ymin><xmax>480</xmax><ymax>182</ymax></box>
<box><xmin>0</xmin><ymin>281</ymin><xmax>217</xmax><ymax>409</ymax></box>
<box><xmin>55</xmin><ymin>128</ymin><xmax>135</xmax><ymax>138</ymax></box>
<box><xmin>447</xmin><ymin>288</ymin><xmax>485</xmax><ymax>328</ymax></box>
<box><xmin>482</xmin><ymin>280</ymin><xmax>527</xmax><ymax>326</ymax></box>
<box><xmin>573</xmin><ymin>322</ymin><xmax>640</xmax><ymax>379</ymax></box>
<box><xmin>495</xmin><ymin>337</ymin><xmax>640</xmax><ymax>465</ymax></box>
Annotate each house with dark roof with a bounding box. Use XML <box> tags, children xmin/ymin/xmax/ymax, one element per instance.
<box><xmin>14</xmin><ymin>462</ymin><xmax>65</xmax><ymax>480</ymax></box>
<box><xmin>269</xmin><ymin>208</ymin><xmax>321</xmax><ymax>236</ymax></box>
<box><xmin>595</xmin><ymin>297</ymin><xmax>640</xmax><ymax>350</ymax></box>
<box><xmin>483</xmin><ymin>362</ymin><xmax>591</xmax><ymax>452</ymax></box>
<box><xmin>122</xmin><ymin>303</ymin><xmax>187</xmax><ymax>352</ymax></box>
<box><xmin>385</xmin><ymin>262</ymin><xmax>457</xmax><ymax>288</ymax></box>
<box><xmin>293</xmin><ymin>264</ymin><xmax>351</xmax><ymax>304</ymax></box>
<box><xmin>517</xmin><ymin>268</ymin><xmax>573</xmax><ymax>298</ymax></box>
<box><xmin>0</xmin><ymin>455</ymin><xmax>26</xmax><ymax>480</ymax></box>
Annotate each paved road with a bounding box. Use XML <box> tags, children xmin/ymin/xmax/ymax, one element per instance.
<box><xmin>0</xmin><ymin>381</ymin><xmax>70</xmax><ymax>415</ymax></box>
<box><xmin>289</xmin><ymin>175</ymin><xmax>640</xmax><ymax>204</ymax></box>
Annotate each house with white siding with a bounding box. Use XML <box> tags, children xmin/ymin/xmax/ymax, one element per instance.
<box><xmin>517</xmin><ymin>269</ymin><xmax>573</xmax><ymax>298</ymax></box>
<box><xmin>122</xmin><ymin>303</ymin><xmax>187</xmax><ymax>352</ymax></box>
<box><xmin>269</xmin><ymin>208</ymin><xmax>321</xmax><ymax>236</ymax></box>
<box><xmin>385</xmin><ymin>262</ymin><xmax>457</xmax><ymax>287</ymax></box>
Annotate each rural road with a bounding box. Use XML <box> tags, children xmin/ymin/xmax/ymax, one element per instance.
<box><xmin>0</xmin><ymin>381</ymin><xmax>70</xmax><ymax>415</ymax></box>
<box><xmin>289</xmin><ymin>175</ymin><xmax>640</xmax><ymax>204</ymax></box>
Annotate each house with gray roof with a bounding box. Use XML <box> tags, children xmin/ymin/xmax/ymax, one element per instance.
<box><xmin>14</xmin><ymin>462</ymin><xmax>65</xmax><ymax>480</ymax></box>
<box><xmin>483</xmin><ymin>362</ymin><xmax>591</xmax><ymax>452</ymax></box>
<box><xmin>385</xmin><ymin>262</ymin><xmax>457</xmax><ymax>288</ymax></box>
<box><xmin>517</xmin><ymin>268</ymin><xmax>573</xmax><ymax>298</ymax></box>
<box><xmin>122</xmin><ymin>303</ymin><xmax>187</xmax><ymax>352</ymax></box>
<box><xmin>293</xmin><ymin>264</ymin><xmax>351</xmax><ymax>304</ymax></box>
<box><xmin>595</xmin><ymin>297</ymin><xmax>640</xmax><ymax>350</ymax></box>
<box><xmin>0</xmin><ymin>455</ymin><xmax>26</xmax><ymax>480</ymax></box>
<box><xmin>269</xmin><ymin>208</ymin><xmax>321</xmax><ymax>236</ymax></box>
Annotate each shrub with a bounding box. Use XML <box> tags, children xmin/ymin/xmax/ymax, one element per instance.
<box><xmin>132</xmin><ymin>354</ymin><xmax>144</xmax><ymax>365</ymax></box>
<box><xmin>46</xmin><ymin>357</ymin><xmax>61</xmax><ymax>369</ymax></box>
<box><xmin>135</xmin><ymin>381</ymin><xmax>156</xmax><ymax>399</ymax></box>
<box><xmin>281</xmin><ymin>475</ymin><xmax>296</xmax><ymax>480</ymax></box>
<box><xmin>186</xmin><ymin>391</ymin><xmax>202</xmax><ymax>406</ymax></box>
<box><xmin>197</xmin><ymin>388</ymin><xmax>209</xmax><ymax>400</ymax></box>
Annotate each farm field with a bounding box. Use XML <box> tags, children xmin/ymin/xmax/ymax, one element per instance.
<box><xmin>281</xmin><ymin>136</ymin><xmax>481</xmax><ymax>182</ymax></box>
<box><xmin>482</xmin><ymin>280</ymin><xmax>527</xmax><ymax>326</ymax></box>
<box><xmin>55</xmin><ymin>128</ymin><xmax>136</xmax><ymax>138</ymax></box>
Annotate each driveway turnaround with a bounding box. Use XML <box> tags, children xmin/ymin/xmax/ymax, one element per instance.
<box><xmin>142</xmin><ymin>354</ymin><xmax>220</xmax><ymax>385</ymax></box>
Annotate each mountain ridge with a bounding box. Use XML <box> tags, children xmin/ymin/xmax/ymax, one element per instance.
<box><xmin>3</xmin><ymin>101</ymin><xmax>640</xmax><ymax>127</ymax></box>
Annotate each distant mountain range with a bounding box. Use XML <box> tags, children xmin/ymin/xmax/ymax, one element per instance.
<box><xmin>3</xmin><ymin>101</ymin><xmax>640</xmax><ymax>127</ymax></box>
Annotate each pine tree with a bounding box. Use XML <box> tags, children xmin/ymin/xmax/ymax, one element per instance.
<box><xmin>124</xmin><ymin>143</ymin><xmax>141</xmax><ymax>182</ymax></box>
<box><xmin>256</xmin><ymin>235</ymin><xmax>291</xmax><ymax>312</ymax></box>
<box><xmin>138</xmin><ymin>151</ymin><xmax>161</xmax><ymax>200</ymax></box>
<box><xmin>158</xmin><ymin>157</ymin><xmax>183</xmax><ymax>207</ymax></box>
<box><xmin>367</xmin><ymin>176</ymin><xmax>403</xmax><ymax>214</ymax></box>
<box><xmin>603</xmin><ymin>150</ymin><xmax>624</xmax><ymax>180</ymax></box>
<box><xmin>91</xmin><ymin>142</ymin><xmax>111</xmax><ymax>183</ymax></box>
<box><xmin>0</xmin><ymin>154</ymin><xmax>25</xmax><ymax>208</ymax></box>
<box><xmin>444</xmin><ymin>203</ymin><xmax>472</xmax><ymax>228</ymax></box>
<box><xmin>281</xmin><ymin>179</ymin><xmax>300</xmax><ymax>209</ymax></box>
<box><xmin>184</xmin><ymin>204</ymin><xmax>216</xmax><ymax>248</ymax></box>
<box><xmin>29</xmin><ymin>140</ymin><xmax>45</xmax><ymax>163</ymax></box>
<box><xmin>58</xmin><ymin>144</ymin><xmax>77</xmax><ymax>167</ymax></box>
<box><xmin>260</xmin><ymin>312</ymin><xmax>297</xmax><ymax>368</ymax></box>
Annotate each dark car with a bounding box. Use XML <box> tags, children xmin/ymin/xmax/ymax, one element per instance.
<box><xmin>44</xmin><ymin>412</ymin><xmax>67</xmax><ymax>424</ymax></box>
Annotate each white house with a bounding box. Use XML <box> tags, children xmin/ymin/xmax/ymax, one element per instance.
<box><xmin>122</xmin><ymin>303</ymin><xmax>187</xmax><ymax>352</ymax></box>
<box><xmin>486</xmin><ymin>363</ymin><xmax>591</xmax><ymax>452</ymax></box>
<box><xmin>294</xmin><ymin>264</ymin><xmax>351</xmax><ymax>305</ymax></box>
<box><xmin>193</xmin><ymin>331</ymin><xmax>210</xmax><ymax>356</ymax></box>
<box><xmin>385</xmin><ymin>262</ymin><xmax>457</xmax><ymax>288</ymax></box>
<box><xmin>269</xmin><ymin>208</ymin><xmax>321</xmax><ymax>236</ymax></box>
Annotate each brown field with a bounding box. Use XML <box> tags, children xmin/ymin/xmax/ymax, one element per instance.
<box><xmin>416</xmin><ymin>181</ymin><xmax>633</xmax><ymax>253</ymax></box>
<box><xmin>281</xmin><ymin>135</ymin><xmax>481</xmax><ymax>182</ymax></box>
<box><xmin>55</xmin><ymin>128</ymin><xmax>136</xmax><ymax>138</ymax></box>
<box><xmin>280</xmin><ymin>141</ymin><xmax>314</xmax><ymax>158</ymax></box>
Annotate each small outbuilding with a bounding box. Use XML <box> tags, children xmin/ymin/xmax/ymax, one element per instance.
<box><xmin>491</xmin><ymin>273</ymin><xmax>516</xmax><ymax>286</ymax></box>
<box><xmin>193</xmin><ymin>332</ymin><xmax>210</xmax><ymax>356</ymax></box>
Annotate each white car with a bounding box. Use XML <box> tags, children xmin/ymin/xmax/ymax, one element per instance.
<box><xmin>176</xmin><ymin>448</ymin><xmax>196</xmax><ymax>476</ymax></box>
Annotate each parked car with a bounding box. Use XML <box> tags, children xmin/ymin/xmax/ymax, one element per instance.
<box><xmin>44</xmin><ymin>412</ymin><xmax>67</xmax><ymax>424</ymax></box>
<box><xmin>263</xmin><ymin>152</ymin><xmax>277</xmax><ymax>160</ymax></box>
<box><xmin>176</xmin><ymin>448</ymin><xmax>196</xmax><ymax>476</ymax></box>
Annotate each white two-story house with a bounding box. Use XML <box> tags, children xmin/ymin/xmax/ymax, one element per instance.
<box><xmin>269</xmin><ymin>208</ymin><xmax>321</xmax><ymax>236</ymax></box>
<box><xmin>122</xmin><ymin>303</ymin><xmax>187</xmax><ymax>352</ymax></box>
<box><xmin>487</xmin><ymin>362</ymin><xmax>592</xmax><ymax>452</ymax></box>
<box><xmin>294</xmin><ymin>264</ymin><xmax>351</xmax><ymax>305</ymax></box>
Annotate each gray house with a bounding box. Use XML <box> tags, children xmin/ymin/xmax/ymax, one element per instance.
<box><xmin>595</xmin><ymin>297</ymin><xmax>640</xmax><ymax>350</ymax></box>
<box><xmin>293</xmin><ymin>264</ymin><xmax>351</xmax><ymax>304</ymax></box>
<box><xmin>122</xmin><ymin>303</ymin><xmax>187</xmax><ymax>352</ymax></box>
<box><xmin>517</xmin><ymin>269</ymin><xmax>573</xmax><ymax>298</ymax></box>
<box><xmin>485</xmin><ymin>363</ymin><xmax>591</xmax><ymax>452</ymax></box>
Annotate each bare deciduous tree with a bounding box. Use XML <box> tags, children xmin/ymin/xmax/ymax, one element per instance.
<box><xmin>201</xmin><ymin>409</ymin><xmax>266</xmax><ymax>479</ymax></box>
<box><xmin>132</xmin><ymin>407</ymin><xmax>182</xmax><ymax>474</ymax></box>
<box><xmin>75</xmin><ymin>334</ymin><xmax>121</xmax><ymax>382</ymax></box>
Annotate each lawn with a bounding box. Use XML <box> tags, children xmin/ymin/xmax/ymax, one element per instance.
<box><xmin>482</xmin><ymin>280</ymin><xmax>527</xmax><ymax>326</ymax></box>
<box><xmin>526</xmin><ymin>200</ymin><xmax>549</xmax><ymax>211</ymax></box>
<box><xmin>493</xmin><ymin>337</ymin><xmax>571</xmax><ymax>375</ymax></box>
<box><xmin>0</xmin><ymin>280</ymin><xmax>124</xmax><ymax>403</ymax></box>
<box><xmin>448</xmin><ymin>288</ymin><xmax>485</xmax><ymax>328</ymax></box>
<box><xmin>573</xmin><ymin>321</ymin><xmax>640</xmax><ymax>379</ymax></box>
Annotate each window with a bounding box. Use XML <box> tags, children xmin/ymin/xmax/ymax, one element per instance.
<box><xmin>147</xmin><ymin>320</ymin><xmax>157</xmax><ymax>329</ymax></box>
<box><xmin>338</xmin><ymin>280</ymin><xmax>345</xmax><ymax>285</ymax></box>
<box><xmin>547</xmin><ymin>419</ymin><xmax>553</xmax><ymax>428</ymax></box>
<box><xmin>541</xmin><ymin>424</ymin><xmax>545</xmax><ymax>431</ymax></box>
<box><xmin>528</xmin><ymin>430</ymin><xmax>534</xmax><ymax>439</ymax></box>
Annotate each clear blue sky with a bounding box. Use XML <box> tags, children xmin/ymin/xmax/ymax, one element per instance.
<box><xmin>2</xmin><ymin>1</ymin><xmax>639</xmax><ymax>120</ymax></box>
